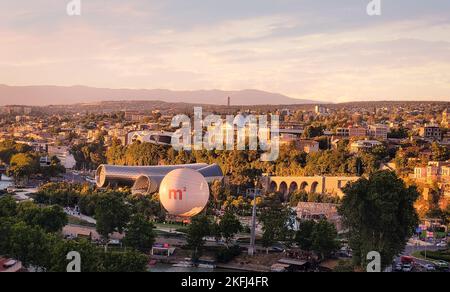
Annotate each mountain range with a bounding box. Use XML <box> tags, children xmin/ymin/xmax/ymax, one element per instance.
<box><xmin>0</xmin><ymin>85</ymin><xmax>319</xmax><ymax>106</ymax></box>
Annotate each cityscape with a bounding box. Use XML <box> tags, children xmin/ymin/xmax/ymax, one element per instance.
<box><xmin>0</xmin><ymin>0</ymin><xmax>450</xmax><ymax>278</ymax></box>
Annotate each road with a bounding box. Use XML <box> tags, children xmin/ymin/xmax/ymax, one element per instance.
<box><xmin>393</xmin><ymin>239</ymin><xmax>449</xmax><ymax>272</ymax></box>
<box><xmin>62</xmin><ymin>171</ymin><xmax>92</xmax><ymax>184</ymax></box>
<box><xmin>64</xmin><ymin>208</ymin><xmax>97</xmax><ymax>224</ymax></box>
<box><xmin>401</xmin><ymin>244</ymin><xmax>442</xmax><ymax>266</ymax></box>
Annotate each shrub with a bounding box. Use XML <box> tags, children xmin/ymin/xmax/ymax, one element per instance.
<box><xmin>420</xmin><ymin>250</ymin><xmax>450</xmax><ymax>262</ymax></box>
<box><xmin>215</xmin><ymin>245</ymin><xmax>242</xmax><ymax>263</ymax></box>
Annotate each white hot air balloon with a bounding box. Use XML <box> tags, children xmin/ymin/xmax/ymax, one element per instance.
<box><xmin>159</xmin><ymin>168</ymin><xmax>210</xmax><ymax>217</ymax></box>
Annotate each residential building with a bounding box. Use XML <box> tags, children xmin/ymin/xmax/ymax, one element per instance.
<box><xmin>348</xmin><ymin>126</ymin><xmax>367</xmax><ymax>138</ymax></box>
<box><xmin>419</xmin><ymin>124</ymin><xmax>442</xmax><ymax>140</ymax></box>
<box><xmin>369</xmin><ymin>124</ymin><xmax>389</xmax><ymax>140</ymax></box>
<box><xmin>279</xmin><ymin>135</ymin><xmax>319</xmax><ymax>153</ymax></box>
<box><xmin>1</xmin><ymin>105</ymin><xmax>32</xmax><ymax>115</ymax></box>
<box><xmin>315</xmin><ymin>105</ymin><xmax>327</xmax><ymax>115</ymax></box>
<box><xmin>39</xmin><ymin>156</ymin><xmax>51</xmax><ymax>167</ymax></box>
<box><xmin>127</xmin><ymin>131</ymin><xmax>173</xmax><ymax>145</ymax></box>
<box><xmin>414</xmin><ymin>161</ymin><xmax>450</xmax><ymax>183</ymax></box>
<box><xmin>350</xmin><ymin>140</ymin><xmax>382</xmax><ymax>153</ymax></box>
<box><xmin>336</xmin><ymin>127</ymin><xmax>349</xmax><ymax>137</ymax></box>
<box><xmin>47</xmin><ymin>145</ymin><xmax>77</xmax><ymax>169</ymax></box>
<box><xmin>442</xmin><ymin>132</ymin><xmax>450</xmax><ymax>145</ymax></box>
<box><xmin>296</xmin><ymin>139</ymin><xmax>320</xmax><ymax>153</ymax></box>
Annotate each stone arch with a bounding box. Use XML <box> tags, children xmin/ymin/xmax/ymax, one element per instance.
<box><xmin>300</xmin><ymin>181</ymin><xmax>309</xmax><ymax>191</ymax></box>
<box><xmin>269</xmin><ymin>181</ymin><xmax>278</xmax><ymax>193</ymax></box>
<box><xmin>279</xmin><ymin>182</ymin><xmax>288</xmax><ymax>197</ymax></box>
<box><xmin>286</xmin><ymin>182</ymin><xmax>298</xmax><ymax>201</ymax></box>
<box><xmin>310</xmin><ymin>181</ymin><xmax>319</xmax><ymax>194</ymax></box>
<box><xmin>289</xmin><ymin>182</ymin><xmax>298</xmax><ymax>193</ymax></box>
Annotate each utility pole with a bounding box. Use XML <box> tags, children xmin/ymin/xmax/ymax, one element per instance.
<box><xmin>247</xmin><ymin>179</ymin><xmax>262</xmax><ymax>256</ymax></box>
<box><xmin>424</xmin><ymin>243</ymin><xmax>427</xmax><ymax>261</ymax></box>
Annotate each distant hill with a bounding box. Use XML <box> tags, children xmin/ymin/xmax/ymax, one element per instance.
<box><xmin>0</xmin><ymin>85</ymin><xmax>319</xmax><ymax>106</ymax></box>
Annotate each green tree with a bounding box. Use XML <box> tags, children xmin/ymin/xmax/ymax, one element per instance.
<box><xmin>17</xmin><ymin>203</ymin><xmax>68</xmax><ymax>233</ymax></box>
<box><xmin>6</xmin><ymin>222</ymin><xmax>52</xmax><ymax>269</ymax></box>
<box><xmin>431</xmin><ymin>142</ymin><xmax>449</xmax><ymax>161</ymax></box>
<box><xmin>72</xmin><ymin>142</ymin><xmax>106</xmax><ymax>169</ymax></box>
<box><xmin>333</xmin><ymin>260</ymin><xmax>356</xmax><ymax>272</ymax></box>
<box><xmin>123</xmin><ymin>214</ymin><xmax>156</xmax><ymax>252</ymax></box>
<box><xmin>295</xmin><ymin>220</ymin><xmax>315</xmax><ymax>251</ymax></box>
<box><xmin>50</xmin><ymin>238</ymin><xmax>148</xmax><ymax>272</ymax></box>
<box><xmin>0</xmin><ymin>218</ymin><xmax>15</xmax><ymax>254</ymax></box>
<box><xmin>50</xmin><ymin>238</ymin><xmax>101</xmax><ymax>272</ymax></box>
<box><xmin>0</xmin><ymin>140</ymin><xmax>32</xmax><ymax>164</ymax></box>
<box><xmin>0</xmin><ymin>195</ymin><xmax>17</xmax><ymax>218</ymax></box>
<box><xmin>41</xmin><ymin>156</ymin><xmax>66</xmax><ymax>178</ymax></box>
<box><xmin>358</xmin><ymin>152</ymin><xmax>379</xmax><ymax>175</ymax></box>
<box><xmin>289</xmin><ymin>190</ymin><xmax>308</xmax><ymax>207</ymax></box>
<box><xmin>186</xmin><ymin>214</ymin><xmax>211</xmax><ymax>261</ymax></box>
<box><xmin>0</xmin><ymin>140</ymin><xmax>17</xmax><ymax>164</ymax></box>
<box><xmin>210</xmin><ymin>180</ymin><xmax>230</xmax><ymax>203</ymax></box>
<box><xmin>38</xmin><ymin>205</ymin><xmax>68</xmax><ymax>233</ymax></box>
<box><xmin>311</xmin><ymin>220</ymin><xmax>339</xmax><ymax>260</ymax></box>
<box><xmin>95</xmin><ymin>193</ymin><xmax>130</xmax><ymax>239</ymax></box>
<box><xmin>7</xmin><ymin>153</ymin><xmax>39</xmax><ymax>180</ymax></box>
<box><xmin>258</xmin><ymin>194</ymin><xmax>296</xmax><ymax>252</ymax></box>
<box><xmin>303</xmin><ymin>125</ymin><xmax>324</xmax><ymax>138</ymax></box>
<box><xmin>217</xmin><ymin>211</ymin><xmax>243</xmax><ymax>247</ymax></box>
<box><xmin>338</xmin><ymin>171</ymin><xmax>419</xmax><ymax>269</ymax></box>
<box><xmin>296</xmin><ymin>220</ymin><xmax>339</xmax><ymax>259</ymax></box>
<box><xmin>122</xmin><ymin>142</ymin><xmax>167</xmax><ymax>166</ymax></box>
<box><xmin>127</xmin><ymin>194</ymin><xmax>164</xmax><ymax>221</ymax></box>
<box><xmin>388</xmin><ymin>127</ymin><xmax>408</xmax><ymax>139</ymax></box>
<box><xmin>106</xmin><ymin>138</ymin><xmax>126</xmax><ymax>164</ymax></box>
<box><xmin>371</xmin><ymin>145</ymin><xmax>388</xmax><ymax>161</ymax></box>
<box><xmin>100</xmin><ymin>250</ymin><xmax>148</xmax><ymax>272</ymax></box>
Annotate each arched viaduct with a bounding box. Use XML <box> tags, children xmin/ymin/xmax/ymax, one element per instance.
<box><xmin>264</xmin><ymin>176</ymin><xmax>360</xmax><ymax>200</ymax></box>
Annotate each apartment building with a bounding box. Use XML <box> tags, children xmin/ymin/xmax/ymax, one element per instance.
<box><xmin>348</xmin><ymin>126</ymin><xmax>368</xmax><ymax>138</ymax></box>
<box><xmin>369</xmin><ymin>124</ymin><xmax>389</xmax><ymax>140</ymax></box>
<box><xmin>419</xmin><ymin>124</ymin><xmax>442</xmax><ymax>140</ymax></box>
<box><xmin>336</xmin><ymin>127</ymin><xmax>350</xmax><ymax>137</ymax></box>
<box><xmin>350</xmin><ymin>140</ymin><xmax>382</xmax><ymax>153</ymax></box>
<box><xmin>47</xmin><ymin>145</ymin><xmax>77</xmax><ymax>169</ymax></box>
<box><xmin>414</xmin><ymin>161</ymin><xmax>450</xmax><ymax>183</ymax></box>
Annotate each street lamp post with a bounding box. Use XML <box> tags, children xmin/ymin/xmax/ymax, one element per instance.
<box><xmin>247</xmin><ymin>179</ymin><xmax>262</xmax><ymax>256</ymax></box>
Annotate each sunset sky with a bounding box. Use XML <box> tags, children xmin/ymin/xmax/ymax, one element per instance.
<box><xmin>1</xmin><ymin>0</ymin><xmax>449</xmax><ymax>102</ymax></box>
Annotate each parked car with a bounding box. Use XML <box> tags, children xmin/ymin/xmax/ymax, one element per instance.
<box><xmin>435</xmin><ymin>260</ymin><xmax>449</xmax><ymax>270</ymax></box>
<box><xmin>423</xmin><ymin>264</ymin><xmax>435</xmax><ymax>271</ymax></box>
<box><xmin>436</xmin><ymin>242</ymin><xmax>447</xmax><ymax>248</ymax></box>
<box><xmin>394</xmin><ymin>264</ymin><xmax>403</xmax><ymax>272</ymax></box>
<box><xmin>271</xmin><ymin>243</ymin><xmax>286</xmax><ymax>253</ymax></box>
<box><xmin>402</xmin><ymin>264</ymin><xmax>413</xmax><ymax>272</ymax></box>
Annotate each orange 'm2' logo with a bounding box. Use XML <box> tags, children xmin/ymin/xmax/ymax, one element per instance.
<box><xmin>168</xmin><ymin>188</ymin><xmax>186</xmax><ymax>200</ymax></box>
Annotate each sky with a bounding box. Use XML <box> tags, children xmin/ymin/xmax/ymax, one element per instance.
<box><xmin>0</xmin><ymin>0</ymin><xmax>450</xmax><ymax>103</ymax></box>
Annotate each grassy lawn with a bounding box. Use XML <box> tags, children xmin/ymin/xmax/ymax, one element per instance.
<box><xmin>155</xmin><ymin>230</ymin><xmax>186</xmax><ymax>238</ymax></box>
<box><xmin>68</xmin><ymin>215</ymin><xmax>96</xmax><ymax>228</ymax></box>
<box><xmin>412</xmin><ymin>249</ymin><xmax>450</xmax><ymax>263</ymax></box>
<box><xmin>154</xmin><ymin>223</ymin><xmax>188</xmax><ymax>233</ymax></box>
<box><xmin>412</xmin><ymin>250</ymin><xmax>428</xmax><ymax>260</ymax></box>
